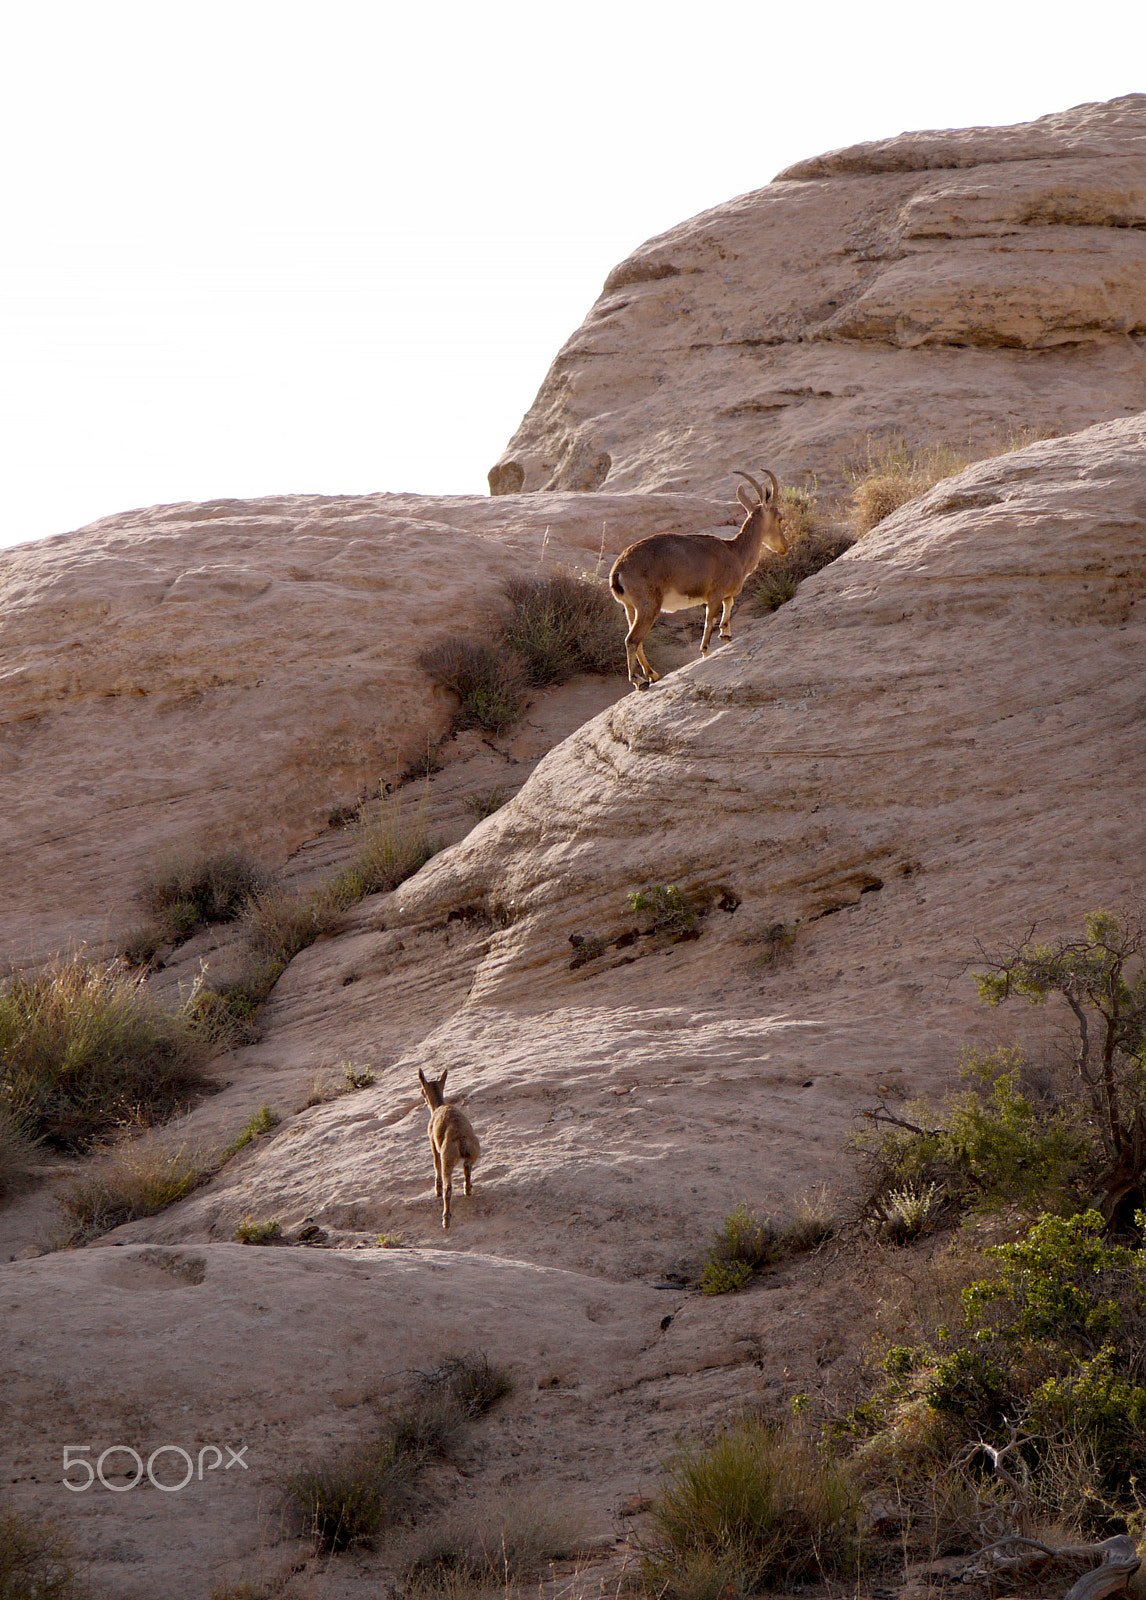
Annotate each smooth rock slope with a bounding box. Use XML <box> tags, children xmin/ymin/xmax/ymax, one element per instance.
<box><xmin>489</xmin><ymin>94</ymin><xmax>1146</xmax><ymax>498</ymax></box>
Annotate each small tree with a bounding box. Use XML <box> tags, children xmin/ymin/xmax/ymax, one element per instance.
<box><xmin>974</xmin><ymin>910</ymin><xmax>1146</xmax><ymax>1222</ymax></box>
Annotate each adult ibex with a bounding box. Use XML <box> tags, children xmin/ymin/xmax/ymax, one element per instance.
<box><xmin>417</xmin><ymin>1068</ymin><xmax>480</xmax><ymax>1231</ymax></box>
<box><xmin>609</xmin><ymin>470</ymin><xmax>786</xmax><ymax>689</ymax></box>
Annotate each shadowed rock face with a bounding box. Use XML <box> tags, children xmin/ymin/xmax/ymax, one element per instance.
<box><xmin>489</xmin><ymin>94</ymin><xmax>1146</xmax><ymax>498</ymax></box>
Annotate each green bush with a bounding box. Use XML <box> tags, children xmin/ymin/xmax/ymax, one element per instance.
<box><xmin>974</xmin><ymin>909</ymin><xmax>1146</xmax><ymax>1222</ymax></box>
<box><xmin>855</xmin><ymin>1047</ymin><xmax>1090</xmax><ymax>1230</ymax></box>
<box><xmin>0</xmin><ymin>1501</ymin><xmax>84</xmax><ymax>1599</ymax></box>
<box><xmin>139</xmin><ymin>850</ymin><xmax>268</xmax><ymax>940</ymax></box>
<box><xmin>646</xmin><ymin>1419</ymin><xmax>862</xmax><ymax>1594</ymax></box>
<box><xmin>698</xmin><ymin>1258</ymin><xmax>753</xmax><ymax>1296</ymax></box>
<box><xmin>0</xmin><ymin>954</ymin><xmax>206</xmax><ymax>1148</ymax></box>
<box><xmin>629</xmin><ymin>884</ymin><xmax>698</xmax><ymax>936</ymax></box>
<box><xmin>219</xmin><ymin>1103</ymin><xmax>281</xmax><ymax>1161</ymax></box>
<box><xmin>235</xmin><ymin>1216</ymin><xmax>282</xmax><ymax>1244</ymax></box>
<box><xmin>866</xmin><ymin>1210</ymin><xmax>1146</xmax><ymax>1512</ymax></box>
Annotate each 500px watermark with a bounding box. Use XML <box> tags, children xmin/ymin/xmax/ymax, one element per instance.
<box><xmin>62</xmin><ymin>1444</ymin><xmax>248</xmax><ymax>1493</ymax></box>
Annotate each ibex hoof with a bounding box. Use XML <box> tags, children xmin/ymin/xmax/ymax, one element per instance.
<box><xmin>635</xmin><ymin>679</ymin><xmax>650</xmax><ymax>691</ymax></box>
<box><xmin>442</xmin><ymin>1217</ymin><xmax>450</xmax><ymax>1231</ymax></box>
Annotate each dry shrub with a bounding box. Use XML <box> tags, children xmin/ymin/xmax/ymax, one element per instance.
<box><xmin>138</xmin><ymin>850</ymin><xmax>269</xmax><ymax>940</ymax></box>
<box><xmin>418</xmin><ymin>638</ymin><xmax>526</xmax><ymax>733</ymax></box>
<box><xmin>57</xmin><ymin>1141</ymin><xmax>209</xmax><ymax>1244</ymax></box>
<box><xmin>462</xmin><ymin>788</ymin><xmax>508</xmax><ymax>820</ymax></box>
<box><xmin>416</xmin><ymin>1352</ymin><xmax>513</xmax><ymax>1420</ymax></box>
<box><xmin>329</xmin><ymin>796</ymin><xmax>439</xmax><ymax>904</ymax></box>
<box><xmin>847</xmin><ymin>429</ymin><xmax>1051</xmax><ymax>537</ymax></box>
<box><xmin>746</xmin><ymin>529</ymin><xmax>853</xmax><ymax>613</ymax></box>
<box><xmin>235</xmin><ymin>1216</ymin><xmax>282</xmax><ymax>1244</ymax></box>
<box><xmin>501</xmin><ymin>571</ymin><xmax>625</xmax><ymax>684</ymax></box>
<box><xmin>0</xmin><ymin>1500</ymin><xmax>85</xmax><ymax>1599</ymax></box>
<box><xmin>0</xmin><ymin>953</ymin><xmax>206</xmax><ymax>1148</ymax></box>
<box><xmin>284</xmin><ymin>1444</ymin><xmax>418</xmax><ymax>1553</ymax></box>
<box><xmin>646</xmin><ymin>1418</ymin><xmax>862</xmax><ymax>1594</ymax></box>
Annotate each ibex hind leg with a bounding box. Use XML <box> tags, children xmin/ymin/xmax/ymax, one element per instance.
<box><xmin>441</xmin><ymin>1152</ymin><xmax>457</xmax><ymax>1230</ymax></box>
<box><xmin>432</xmin><ymin>1143</ymin><xmax>443</xmax><ymax>1198</ymax></box>
<box><xmin>719</xmin><ymin>596</ymin><xmax>735</xmax><ymax>642</ymax></box>
<box><xmin>700</xmin><ymin>600</ymin><xmax>722</xmax><ymax>655</ymax></box>
<box><xmin>463</xmin><ymin>1158</ymin><xmax>473</xmax><ymax>1197</ymax></box>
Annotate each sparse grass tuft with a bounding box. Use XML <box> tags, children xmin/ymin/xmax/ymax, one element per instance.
<box><xmin>219</xmin><ymin>1103</ymin><xmax>281</xmax><ymax>1162</ymax></box>
<box><xmin>303</xmin><ymin>1061</ymin><xmax>376</xmax><ymax>1108</ymax></box>
<box><xmin>119</xmin><ymin>923</ymin><xmax>165</xmax><ymax>969</ymax></box>
<box><xmin>0</xmin><ymin>953</ymin><xmax>207</xmax><ymax>1149</ymax></box>
<box><xmin>57</xmin><ymin>1142</ymin><xmax>209</xmax><ymax>1244</ymax></box>
<box><xmin>783</xmin><ymin>1186</ymin><xmax>840</xmax><ymax>1254</ymax></box>
<box><xmin>329</xmin><ymin>797</ymin><xmax>439</xmax><ymax>904</ymax></box>
<box><xmin>847</xmin><ymin>430</ymin><xmax>1050</xmax><ymax>537</ymax></box>
<box><xmin>699</xmin><ymin>1258</ymin><xmax>753</xmax><ymax>1296</ymax></box>
<box><xmin>501</xmin><ymin>571</ymin><xmax>626</xmax><ymax>685</ymax></box>
<box><xmin>462</xmin><ymin>788</ymin><xmax>508</xmax><ymax>821</ymax></box>
<box><xmin>235</xmin><ymin>1216</ymin><xmax>282</xmax><ymax>1244</ymax></box>
<box><xmin>0</xmin><ymin>1500</ymin><xmax>85</xmax><ymax>1599</ymax></box>
<box><xmin>139</xmin><ymin>850</ymin><xmax>268</xmax><ymax>941</ymax></box>
<box><xmin>645</xmin><ymin>1418</ymin><xmax>862</xmax><ymax>1594</ymax></box>
<box><xmin>0</xmin><ymin>1104</ymin><xmax>40</xmax><ymax>1206</ymax></box>
<box><xmin>418</xmin><ymin>638</ymin><xmax>527</xmax><ymax>733</ymax></box>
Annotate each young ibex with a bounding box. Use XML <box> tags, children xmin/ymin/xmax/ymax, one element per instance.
<box><xmin>417</xmin><ymin>1067</ymin><xmax>480</xmax><ymax>1231</ymax></box>
<box><xmin>609</xmin><ymin>469</ymin><xmax>787</xmax><ymax>689</ymax></box>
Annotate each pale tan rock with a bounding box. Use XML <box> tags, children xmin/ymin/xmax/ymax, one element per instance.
<box><xmin>0</xmin><ymin>489</ymin><xmax>725</xmax><ymax>965</ymax></box>
<box><xmin>489</xmin><ymin>95</ymin><xmax>1146</xmax><ymax>498</ymax></box>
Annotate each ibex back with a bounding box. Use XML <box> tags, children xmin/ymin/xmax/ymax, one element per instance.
<box><xmin>417</xmin><ymin>1067</ymin><xmax>481</xmax><ymax>1231</ymax></box>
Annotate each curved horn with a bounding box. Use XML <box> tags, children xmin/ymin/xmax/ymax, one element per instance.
<box><xmin>733</xmin><ymin>469</ymin><xmax>764</xmax><ymax>501</ymax></box>
<box><xmin>762</xmin><ymin>468</ymin><xmax>779</xmax><ymax>503</ymax></box>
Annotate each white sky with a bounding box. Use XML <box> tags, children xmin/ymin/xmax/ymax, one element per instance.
<box><xmin>1</xmin><ymin>1</ymin><xmax>1141</xmax><ymax>551</ymax></box>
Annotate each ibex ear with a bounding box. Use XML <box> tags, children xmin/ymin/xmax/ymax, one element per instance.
<box><xmin>440</xmin><ymin>1067</ymin><xmax>448</xmax><ymax>1089</ymax></box>
<box><xmin>417</xmin><ymin>1068</ymin><xmax>428</xmax><ymax>1088</ymax></box>
<box><xmin>736</xmin><ymin>484</ymin><xmax>754</xmax><ymax>511</ymax></box>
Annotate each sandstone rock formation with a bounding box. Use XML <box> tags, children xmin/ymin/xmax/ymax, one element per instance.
<box><xmin>0</xmin><ymin>489</ymin><xmax>726</xmax><ymax>965</ymax></box>
<box><xmin>6</xmin><ymin>100</ymin><xmax>1146</xmax><ymax>1600</ymax></box>
<box><xmin>489</xmin><ymin>94</ymin><xmax>1146</xmax><ymax>499</ymax></box>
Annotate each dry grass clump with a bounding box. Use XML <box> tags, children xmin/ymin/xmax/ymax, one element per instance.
<box><xmin>0</xmin><ymin>953</ymin><xmax>206</xmax><ymax>1148</ymax></box>
<box><xmin>285</xmin><ymin>1444</ymin><xmax>418</xmax><ymax>1553</ymax></box>
<box><xmin>700</xmin><ymin>1197</ymin><xmax>839</xmax><ymax>1294</ymax></box>
<box><xmin>329</xmin><ymin>796</ymin><xmax>439</xmax><ymax>903</ymax></box>
<box><xmin>416</xmin><ymin>1352</ymin><xmax>513</xmax><ymax>1420</ymax></box>
<box><xmin>241</xmin><ymin>886</ymin><xmax>344</xmax><ymax>962</ymax></box>
<box><xmin>0</xmin><ymin>1500</ymin><xmax>85</xmax><ymax>1599</ymax></box>
<box><xmin>645</xmin><ymin>1418</ymin><xmax>862</xmax><ymax>1596</ymax></box>
<box><xmin>0</xmin><ymin>1105</ymin><xmax>40</xmax><ymax>1206</ymax></box>
<box><xmin>408</xmin><ymin>1493</ymin><xmax>580</xmax><ymax>1586</ymax></box>
<box><xmin>57</xmin><ymin>1141</ymin><xmax>209</xmax><ymax>1245</ymax></box>
<box><xmin>847</xmin><ymin>429</ymin><xmax>1050</xmax><ymax>537</ymax></box>
<box><xmin>418</xmin><ymin>638</ymin><xmax>527</xmax><ymax>734</ymax></box>
<box><xmin>501</xmin><ymin>571</ymin><xmax>625</xmax><ymax>684</ymax></box>
<box><xmin>138</xmin><ymin>849</ymin><xmax>268</xmax><ymax>941</ymax></box>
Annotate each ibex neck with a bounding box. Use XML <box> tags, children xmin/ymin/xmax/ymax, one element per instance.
<box><xmin>731</xmin><ymin>509</ymin><xmax>767</xmax><ymax>567</ymax></box>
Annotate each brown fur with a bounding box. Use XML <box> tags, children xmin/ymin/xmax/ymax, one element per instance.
<box><xmin>609</xmin><ymin>469</ymin><xmax>787</xmax><ymax>688</ymax></box>
<box><xmin>417</xmin><ymin>1068</ymin><xmax>481</xmax><ymax>1231</ymax></box>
